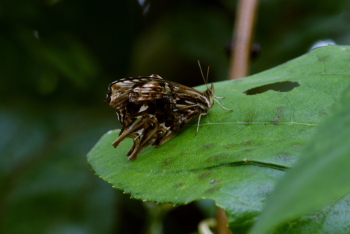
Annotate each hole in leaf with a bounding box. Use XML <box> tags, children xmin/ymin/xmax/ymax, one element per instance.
<box><xmin>244</xmin><ymin>81</ymin><xmax>300</xmax><ymax>95</ymax></box>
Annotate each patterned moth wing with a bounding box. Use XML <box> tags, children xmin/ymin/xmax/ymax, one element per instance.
<box><xmin>106</xmin><ymin>74</ymin><xmax>216</xmax><ymax>160</ymax></box>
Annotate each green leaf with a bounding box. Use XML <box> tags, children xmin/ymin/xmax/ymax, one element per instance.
<box><xmin>250</xmin><ymin>84</ymin><xmax>350</xmax><ymax>234</ymax></box>
<box><xmin>87</xmin><ymin>45</ymin><xmax>350</xmax><ymax>232</ymax></box>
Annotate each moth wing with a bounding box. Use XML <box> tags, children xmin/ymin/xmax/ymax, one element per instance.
<box><xmin>129</xmin><ymin>79</ymin><xmax>173</xmax><ymax>102</ymax></box>
<box><xmin>107</xmin><ymin>77</ymin><xmax>159</xmax><ymax>105</ymax></box>
<box><xmin>106</xmin><ymin>78</ymin><xmax>135</xmax><ymax>109</ymax></box>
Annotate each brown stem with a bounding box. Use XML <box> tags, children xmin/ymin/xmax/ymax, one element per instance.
<box><xmin>216</xmin><ymin>207</ymin><xmax>232</xmax><ymax>234</ymax></box>
<box><xmin>217</xmin><ymin>2</ymin><xmax>260</xmax><ymax>232</ymax></box>
<box><xmin>229</xmin><ymin>0</ymin><xmax>259</xmax><ymax>80</ymax></box>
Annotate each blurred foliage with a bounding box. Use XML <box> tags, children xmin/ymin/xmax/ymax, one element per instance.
<box><xmin>0</xmin><ymin>0</ymin><xmax>349</xmax><ymax>233</ymax></box>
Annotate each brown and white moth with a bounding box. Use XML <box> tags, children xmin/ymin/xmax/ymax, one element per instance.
<box><xmin>106</xmin><ymin>67</ymin><xmax>231</xmax><ymax>160</ymax></box>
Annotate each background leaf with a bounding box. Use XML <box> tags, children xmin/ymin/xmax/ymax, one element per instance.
<box><xmin>88</xmin><ymin>45</ymin><xmax>350</xmax><ymax>232</ymax></box>
<box><xmin>0</xmin><ymin>105</ymin><xmax>118</xmax><ymax>234</ymax></box>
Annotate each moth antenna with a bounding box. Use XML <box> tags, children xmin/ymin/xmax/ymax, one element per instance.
<box><xmin>197</xmin><ymin>60</ymin><xmax>210</xmax><ymax>89</ymax></box>
<box><xmin>206</xmin><ymin>65</ymin><xmax>210</xmax><ymax>84</ymax></box>
<box><xmin>197</xmin><ymin>60</ymin><xmax>205</xmax><ymax>83</ymax></box>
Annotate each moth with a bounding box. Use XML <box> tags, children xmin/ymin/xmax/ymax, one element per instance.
<box><xmin>106</xmin><ymin>65</ymin><xmax>231</xmax><ymax>160</ymax></box>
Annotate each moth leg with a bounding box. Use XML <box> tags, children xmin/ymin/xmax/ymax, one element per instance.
<box><xmin>178</xmin><ymin>106</ymin><xmax>210</xmax><ymax>135</ymax></box>
<box><xmin>196</xmin><ymin>113</ymin><xmax>208</xmax><ymax>135</ymax></box>
<box><xmin>213</xmin><ymin>98</ymin><xmax>233</xmax><ymax>111</ymax></box>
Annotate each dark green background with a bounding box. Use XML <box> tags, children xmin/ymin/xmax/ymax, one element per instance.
<box><xmin>1</xmin><ymin>0</ymin><xmax>349</xmax><ymax>233</ymax></box>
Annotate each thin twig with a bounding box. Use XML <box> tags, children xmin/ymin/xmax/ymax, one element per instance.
<box><xmin>216</xmin><ymin>0</ymin><xmax>259</xmax><ymax>233</ymax></box>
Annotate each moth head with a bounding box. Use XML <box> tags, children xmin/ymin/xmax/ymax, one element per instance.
<box><xmin>204</xmin><ymin>83</ymin><xmax>215</xmax><ymax>108</ymax></box>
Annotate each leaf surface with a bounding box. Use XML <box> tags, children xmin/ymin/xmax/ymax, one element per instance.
<box><xmin>88</xmin><ymin>45</ymin><xmax>350</xmax><ymax>231</ymax></box>
<box><xmin>250</xmin><ymin>85</ymin><xmax>350</xmax><ymax>234</ymax></box>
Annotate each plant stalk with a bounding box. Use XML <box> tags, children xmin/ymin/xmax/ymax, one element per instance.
<box><xmin>229</xmin><ymin>0</ymin><xmax>259</xmax><ymax>80</ymax></box>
